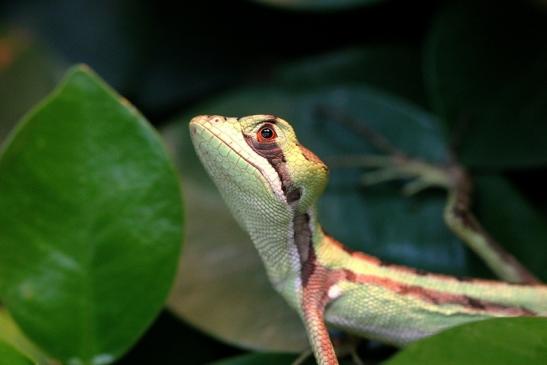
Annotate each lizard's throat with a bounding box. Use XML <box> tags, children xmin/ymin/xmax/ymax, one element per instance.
<box><xmin>293</xmin><ymin>211</ymin><xmax>320</xmax><ymax>287</ymax></box>
<box><xmin>264</xmin><ymin>206</ymin><xmax>323</xmax><ymax>310</ymax></box>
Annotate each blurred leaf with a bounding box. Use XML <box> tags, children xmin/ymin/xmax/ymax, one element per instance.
<box><xmin>163</xmin><ymin>122</ymin><xmax>309</xmax><ymax>353</ymax></box>
<box><xmin>0</xmin><ymin>339</ymin><xmax>34</xmax><ymax>365</ymax></box>
<box><xmin>209</xmin><ymin>352</ymin><xmax>297</xmax><ymax>365</ymax></box>
<box><xmin>0</xmin><ymin>308</ymin><xmax>50</xmax><ymax>365</ymax></box>
<box><xmin>251</xmin><ymin>0</ymin><xmax>384</xmax><ymax>11</ymax></box>
<box><xmin>131</xmin><ymin>2</ymin><xmax>272</xmax><ymax>113</ymax></box>
<box><xmin>3</xmin><ymin>1</ymin><xmax>145</xmax><ymax>89</ymax></box>
<box><xmin>385</xmin><ymin>317</ymin><xmax>547</xmax><ymax>365</ymax></box>
<box><xmin>0</xmin><ymin>65</ymin><xmax>183</xmax><ymax>363</ymax></box>
<box><xmin>0</xmin><ymin>29</ymin><xmax>60</xmax><ymax>142</ymax></box>
<box><xmin>275</xmin><ymin>46</ymin><xmax>428</xmax><ymax>107</ymax></box>
<box><xmin>425</xmin><ymin>0</ymin><xmax>547</xmax><ymax>168</ymax></box>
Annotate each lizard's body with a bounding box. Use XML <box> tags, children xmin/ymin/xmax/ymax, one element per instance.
<box><xmin>189</xmin><ymin>114</ymin><xmax>547</xmax><ymax>365</ymax></box>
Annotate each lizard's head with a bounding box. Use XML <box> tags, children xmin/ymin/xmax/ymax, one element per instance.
<box><xmin>189</xmin><ymin>114</ymin><xmax>328</xmax><ymax>223</ymax></box>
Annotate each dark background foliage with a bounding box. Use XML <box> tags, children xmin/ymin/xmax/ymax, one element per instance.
<box><xmin>1</xmin><ymin>0</ymin><xmax>546</xmax><ymax>364</ymax></box>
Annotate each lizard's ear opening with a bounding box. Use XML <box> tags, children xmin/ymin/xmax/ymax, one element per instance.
<box><xmin>292</xmin><ymin>145</ymin><xmax>329</xmax><ymax>213</ymax></box>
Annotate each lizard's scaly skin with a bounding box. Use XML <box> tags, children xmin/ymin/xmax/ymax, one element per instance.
<box><xmin>189</xmin><ymin>115</ymin><xmax>547</xmax><ymax>365</ymax></box>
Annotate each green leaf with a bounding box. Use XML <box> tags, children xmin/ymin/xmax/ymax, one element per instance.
<box><xmin>0</xmin><ymin>30</ymin><xmax>60</xmax><ymax>142</ymax></box>
<box><xmin>0</xmin><ymin>339</ymin><xmax>34</xmax><ymax>365</ymax></box>
<box><xmin>385</xmin><ymin>318</ymin><xmax>547</xmax><ymax>365</ymax></box>
<box><xmin>251</xmin><ymin>0</ymin><xmax>384</xmax><ymax>11</ymax></box>
<box><xmin>275</xmin><ymin>46</ymin><xmax>428</xmax><ymax>108</ymax></box>
<box><xmin>208</xmin><ymin>353</ymin><xmax>297</xmax><ymax>365</ymax></box>
<box><xmin>425</xmin><ymin>0</ymin><xmax>547</xmax><ymax>168</ymax></box>
<box><xmin>0</xmin><ymin>65</ymin><xmax>183</xmax><ymax>364</ymax></box>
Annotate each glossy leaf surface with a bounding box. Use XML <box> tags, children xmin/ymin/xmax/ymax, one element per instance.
<box><xmin>0</xmin><ymin>66</ymin><xmax>183</xmax><ymax>363</ymax></box>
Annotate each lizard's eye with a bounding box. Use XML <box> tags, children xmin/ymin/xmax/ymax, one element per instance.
<box><xmin>257</xmin><ymin>124</ymin><xmax>277</xmax><ymax>143</ymax></box>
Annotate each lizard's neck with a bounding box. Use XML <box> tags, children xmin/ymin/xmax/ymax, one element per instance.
<box><xmin>250</xmin><ymin>203</ymin><xmax>326</xmax><ymax>310</ymax></box>
<box><xmin>292</xmin><ymin>208</ymin><xmax>326</xmax><ymax>286</ymax></box>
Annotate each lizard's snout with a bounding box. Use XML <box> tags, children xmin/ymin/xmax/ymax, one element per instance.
<box><xmin>189</xmin><ymin>115</ymin><xmax>226</xmax><ymax>136</ymax></box>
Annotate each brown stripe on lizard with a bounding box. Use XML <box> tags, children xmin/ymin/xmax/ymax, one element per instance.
<box><xmin>338</xmin><ymin>269</ymin><xmax>536</xmax><ymax>316</ymax></box>
<box><xmin>323</xmin><ymin>234</ymin><xmax>542</xmax><ymax>288</ymax></box>
<box><xmin>245</xmin><ymin>126</ymin><xmax>341</xmax><ymax>362</ymax></box>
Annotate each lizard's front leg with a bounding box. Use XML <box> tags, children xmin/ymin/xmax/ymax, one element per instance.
<box><xmin>300</xmin><ymin>261</ymin><xmax>346</xmax><ymax>365</ymax></box>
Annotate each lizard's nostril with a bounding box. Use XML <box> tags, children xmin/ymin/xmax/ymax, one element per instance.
<box><xmin>190</xmin><ymin>114</ymin><xmax>226</xmax><ymax>128</ymax></box>
<box><xmin>210</xmin><ymin>115</ymin><xmax>226</xmax><ymax>123</ymax></box>
<box><xmin>190</xmin><ymin>115</ymin><xmax>210</xmax><ymax>125</ymax></box>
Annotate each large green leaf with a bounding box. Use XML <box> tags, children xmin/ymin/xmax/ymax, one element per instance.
<box><xmin>251</xmin><ymin>0</ymin><xmax>384</xmax><ymax>11</ymax></box>
<box><xmin>386</xmin><ymin>318</ymin><xmax>547</xmax><ymax>365</ymax></box>
<box><xmin>0</xmin><ymin>66</ymin><xmax>183</xmax><ymax>364</ymax></box>
<box><xmin>425</xmin><ymin>0</ymin><xmax>547</xmax><ymax>168</ymax></box>
<box><xmin>0</xmin><ymin>30</ymin><xmax>60</xmax><ymax>142</ymax></box>
<box><xmin>0</xmin><ymin>340</ymin><xmax>34</xmax><ymax>365</ymax></box>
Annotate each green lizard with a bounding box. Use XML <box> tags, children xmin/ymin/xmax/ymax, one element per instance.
<box><xmin>189</xmin><ymin>114</ymin><xmax>547</xmax><ymax>365</ymax></box>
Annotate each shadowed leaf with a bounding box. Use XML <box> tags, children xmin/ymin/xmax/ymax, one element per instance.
<box><xmin>425</xmin><ymin>0</ymin><xmax>547</xmax><ymax>168</ymax></box>
<box><xmin>251</xmin><ymin>0</ymin><xmax>383</xmax><ymax>11</ymax></box>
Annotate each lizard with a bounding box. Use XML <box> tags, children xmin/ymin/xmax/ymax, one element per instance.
<box><xmin>189</xmin><ymin>114</ymin><xmax>547</xmax><ymax>365</ymax></box>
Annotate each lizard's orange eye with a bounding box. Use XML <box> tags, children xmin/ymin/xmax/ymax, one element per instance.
<box><xmin>257</xmin><ymin>124</ymin><xmax>277</xmax><ymax>143</ymax></box>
